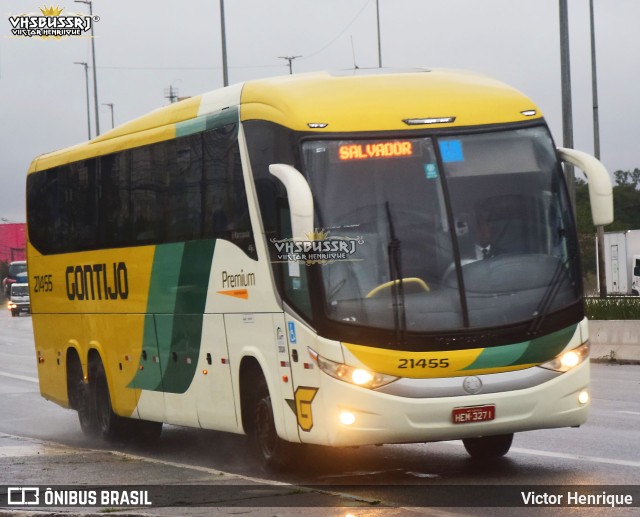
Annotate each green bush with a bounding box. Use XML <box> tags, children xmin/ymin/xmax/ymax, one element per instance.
<box><xmin>584</xmin><ymin>296</ymin><xmax>640</xmax><ymax>320</ymax></box>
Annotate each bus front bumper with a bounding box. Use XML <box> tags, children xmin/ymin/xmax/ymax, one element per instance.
<box><xmin>305</xmin><ymin>360</ymin><xmax>589</xmax><ymax>447</ymax></box>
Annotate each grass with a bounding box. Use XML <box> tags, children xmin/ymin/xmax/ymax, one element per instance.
<box><xmin>584</xmin><ymin>296</ymin><xmax>640</xmax><ymax>320</ymax></box>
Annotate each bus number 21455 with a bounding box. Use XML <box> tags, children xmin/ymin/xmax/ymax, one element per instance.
<box><xmin>398</xmin><ymin>358</ymin><xmax>450</xmax><ymax>369</ymax></box>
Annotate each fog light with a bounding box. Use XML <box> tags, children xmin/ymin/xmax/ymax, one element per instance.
<box><xmin>339</xmin><ymin>411</ymin><xmax>355</xmax><ymax>426</ymax></box>
<box><xmin>578</xmin><ymin>390</ymin><xmax>589</xmax><ymax>405</ymax></box>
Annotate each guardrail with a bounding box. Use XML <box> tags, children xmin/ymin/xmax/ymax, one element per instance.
<box><xmin>588</xmin><ymin>320</ymin><xmax>640</xmax><ymax>363</ymax></box>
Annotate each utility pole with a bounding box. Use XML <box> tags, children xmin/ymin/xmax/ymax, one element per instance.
<box><xmin>74</xmin><ymin>0</ymin><xmax>100</xmax><ymax>136</ymax></box>
<box><xmin>278</xmin><ymin>56</ymin><xmax>301</xmax><ymax>75</ymax></box>
<box><xmin>220</xmin><ymin>0</ymin><xmax>229</xmax><ymax>86</ymax></box>
<box><xmin>74</xmin><ymin>61</ymin><xmax>91</xmax><ymax>140</ymax></box>
<box><xmin>164</xmin><ymin>85</ymin><xmax>179</xmax><ymax>103</ymax></box>
<box><xmin>102</xmin><ymin>103</ymin><xmax>114</xmax><ymax>129</ymax></box>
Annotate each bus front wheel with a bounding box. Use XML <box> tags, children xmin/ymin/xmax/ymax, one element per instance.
<box><xmin>462</xmin><ymin>433</ymin><xmax>513</xmax><ymax>459</ymax></box>
<box><xmin>249</xmin><ymin>377</ymin><xmax>295</xmax><ymax>470</ymax></box>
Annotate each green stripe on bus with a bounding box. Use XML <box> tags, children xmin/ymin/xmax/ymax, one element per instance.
<box><xmin>463</xmin><ymin>324</ymin><xmax>578</xmax><ymax>371</ymax></box>
<box><xmin>161</xmin><ymin>240</ymin><xmax>215</xmax><ymax>393</ymax></box>
<box><xmin>129</xmin><ymin>240</ymin><xmax>216</xmax><ymax>393</ymax></box>
<box><xmin>175</xmin><ymin>106</ymin><xmax>239</xmax><ymax>138</ymax></box>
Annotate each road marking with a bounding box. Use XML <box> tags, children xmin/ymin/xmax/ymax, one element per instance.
<box><xmin>0</xmin><ymin>370</ymin><xmax>38</xmax><ymax>383</ymax></box>
<box><xmin>444</xmin><ymin>440</ymin><xmax>640</xmax><ymax>468</ymax></box>
<box><xmin>0</xmin><ymin>445</ymin><xmax>76</xmax><ymax>458</ymax></box>
<box><xmin>618</xmin><ymin>410</ymin><xmax>640</xmax><ymax>416</ymax></box>
<box><xmin>510</xmin><ymin>447</ymin><xmax>640</xmax><ymax>468</ymax></box>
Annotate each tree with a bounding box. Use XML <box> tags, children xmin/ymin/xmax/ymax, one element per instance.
<box><xmin>575</xmin><ymin>169</ymin><xmax>640</xmax><ymax>291</ymax></box>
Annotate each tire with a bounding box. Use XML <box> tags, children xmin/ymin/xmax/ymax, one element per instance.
<box><xmin>67</xmin><ymin>356</ymin><xmax>99</xmax><ymax>437</ymax></box>
<box><xmin>249</xmin><ymin>377</ymin><xmax>295</xmax><ymax>471</ymax></box>
<box><xmin>94</xmin><ymin>360</ymin><xmax>162</xmax><ymax>443</ymax></box>
<box><xmin>462</xmin><ymin>433</ymin><xmax>514</xmax><ymax>459</ymax></box>
<box><xmin>94</xmin><ymin>361</ymin><xmax>128</xmax><ymax>441</ymax></box>
<box><xmin>11</xmin><ymin>310</ymin><xmax>17</xmax><ymax>317</ymax></box>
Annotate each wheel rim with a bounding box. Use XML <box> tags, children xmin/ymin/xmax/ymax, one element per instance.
<box><xmin>255</xmin><ymin>398</ymin><xmax>277</xmax><ymax>460</ymax></box>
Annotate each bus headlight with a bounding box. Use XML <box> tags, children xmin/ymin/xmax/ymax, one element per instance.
<box><xmin>539</xmin><ymin>342</ymin><xmax>589</xmax><ymax>372</ymax></box>
<box><xmin>308</xmin><ymin>348</ymin><xmax>398</xmax><ymax>389</ymax></box>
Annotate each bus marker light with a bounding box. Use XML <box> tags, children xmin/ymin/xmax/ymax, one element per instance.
<box><xmin>339</xmin><ymin>411</ymin><xmax>355</xmax><ymax>426</ymax></box>
<box><xmin>138</xmin><ymin>365</ymin><xmax>144</xmax><ymax>371</ymax></box>
<box><xmin>403</xmin><ymin>116</ymin><xmax>456</xmax><ymax>125</ymax></box>
<box><xmin>578</xmin><ymin>390</ymin><xmax>589</xmax><ymax>405</ymax></box>
<box><xmin>202</xmin><ymin>369</ymin><xmax>208</xmax><ymax>375</ymax></box>
<box><xmin>282</xmin><ymin>375</ymin><xmax>289</xmax><ymax>383</ymax></box>
<box><xmin>521</xmin><ymin>110</ymin><xmax>537</xmax><ymax>117</ymax></box>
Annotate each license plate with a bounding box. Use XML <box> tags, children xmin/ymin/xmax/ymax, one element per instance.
<box><xmin>452</xmin><ymin>404</ymin><xmax>495</xmax><ymax>424</ymax></box>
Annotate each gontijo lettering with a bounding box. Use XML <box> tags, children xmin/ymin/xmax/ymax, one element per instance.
<box><xmin>339</xmin><ymin>141</ymin><xmax>413</xmax><ymax>161</ymax></box>
<box><xmin>66</xmin><ymin>262</ymin><xmax>129</xmax><ymax>300</ymax></box>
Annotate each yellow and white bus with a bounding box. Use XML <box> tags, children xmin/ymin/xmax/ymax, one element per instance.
<box><xmin>27</xmin><ymin>69</ymin><xmax>613</xmax><ymax>467</ymax></box>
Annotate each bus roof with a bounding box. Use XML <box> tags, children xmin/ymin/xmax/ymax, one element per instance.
<box><xmin>241</xmin><ymin>69</ymin><xmax>542</xmax><ymax>132</ymax></box>
<box><xmin>28</xmin><ymin>69</ymin><xmax>542</xmax><ymax>173</ymax></box>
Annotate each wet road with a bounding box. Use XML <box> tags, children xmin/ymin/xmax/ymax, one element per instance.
<box><xmin>1</xmin><ymin>308</ymin><xmax>639</xmax><ymax>515</ymax></box>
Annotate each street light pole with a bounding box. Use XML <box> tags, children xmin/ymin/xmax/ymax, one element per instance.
<box><xmin>559</xmin><ymin>0</ymin><xmax>575</xmax><ymax>209</ymax></box>
<box><xmin>74</xmin><ymin>61</ymin><xmax>91</xmax><ymax>140</ymax></box>
<box><xmin>220</xmin><ymin>0</ymin><xmax>229</xmax><ymax>86</ymax></box>
<box><xmin>376</xmin><ymin>0</ymin><xmax>382</xmax><ymax>68</ymax></box>
<box><xmin>589</xmin><ymin>0</ymin><xmax>607</xmax><ymax>298</ymax></box>
<box><xmin>74</xmin><ymin>0</ymin><xmax>100</xmax><ymax>136</ymax></box>
<box><xmin>102</xmin><ymin>103</ymin><xmax>114</xmax><ymax>129</ymax></box>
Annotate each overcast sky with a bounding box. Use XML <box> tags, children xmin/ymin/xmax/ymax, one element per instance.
<box><xmin>1</xmin><ymin>0</ymin><xmax>639</xmax><ymax>223</ymax></box>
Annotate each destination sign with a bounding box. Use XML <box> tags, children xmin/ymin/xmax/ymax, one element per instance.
<box><xmin>338</xmin><ymin>141</ymin><xmax>414</xmax><ymax>161</ymax></box>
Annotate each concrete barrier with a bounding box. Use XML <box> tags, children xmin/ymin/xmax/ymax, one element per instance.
<box><xmin>588</xmin><ymin>320</ymin><xmax>640</xmax><ymax>363</ymax></box>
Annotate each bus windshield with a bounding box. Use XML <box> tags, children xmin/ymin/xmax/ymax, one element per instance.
<box><xmin>301</xmin><ymin>126</ymin><xmax>580</xmax><ymax>333</ymax></box>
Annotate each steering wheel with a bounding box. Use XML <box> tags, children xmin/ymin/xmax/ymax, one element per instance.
<box><xmin>366</xmin><ymin>277</ymin><xmax>430</xmax><ymax>298</ymax></box>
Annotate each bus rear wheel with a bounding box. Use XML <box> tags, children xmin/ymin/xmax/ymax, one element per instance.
<box><xmin>94</xmin><ymin>361</ymin><xmax>125</xmax><ymax>441</ymax></box>
<box><xmin>93</xmin><ymin>360</ymin><xmax>162</xmax><ymax>443</ymax></box>
<box><xmin>67</xmin><ymin>356</ymin><xmax>99</xmax><ymax>437</ymax></box>
<box><xmin>462</xmin><ymin>433</ymin><xmax>513</xmax><ymax>459</ymax></box>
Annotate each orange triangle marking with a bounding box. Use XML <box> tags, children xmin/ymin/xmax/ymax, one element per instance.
<box><xmin>217</xmin><ymin>289</ymin><xmax>249</xmax><ymax>300</ymax></box>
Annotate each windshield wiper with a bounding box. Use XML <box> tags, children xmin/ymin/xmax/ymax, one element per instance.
<box><xmin>527</xmin><ymin>252</ymin><xmax>576</xmax><ymax>335</ymax></box>
<box><xmin>385</xmin><ymin>202</ymin><xmax>407</xmax><ymax>345</ymax></box>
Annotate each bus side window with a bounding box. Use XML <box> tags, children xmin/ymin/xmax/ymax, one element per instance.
<box><xmin>99</xmin><ymin>151</ymin><xmax>132</xmax><ymax>248</ymax></box>
<box><xmin>130</xmin><ymin>145</ymin><xmax>167</xmax><ymax>244</ymax></box>
<box><xmin>202</xmin><ymin>125</ymin><xmax>256</xmax><ymax>259</ymax></box>
<box><xmin>168</xmin><ymin>134</ymin><xmax>203</xmax><ymax>242</ymax></box>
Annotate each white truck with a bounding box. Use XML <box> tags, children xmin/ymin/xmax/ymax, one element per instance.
<box><xmin>598</xmin><ymin>230</ymin><xmax>640</xmax><ymax>295</ymax></box>
<box><xmin>8</xmin><ymin>281</ymin><xmax>30</xmax><ymax>316</ymax></box>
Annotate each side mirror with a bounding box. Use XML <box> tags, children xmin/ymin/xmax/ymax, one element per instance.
<box><xmin>268</xmin><ymin>163</ymin><xmax>314</xmax><ymax>241</ymax></box>
<box><xmin>557</xmin><ymin>147</ymin><xmax>613</xmax><ymax>226</ymax></box>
